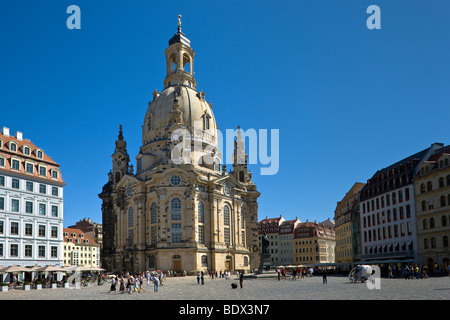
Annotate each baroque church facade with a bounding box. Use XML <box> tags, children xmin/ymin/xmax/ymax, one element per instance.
<box><xmin>99</xmin><ymin>23</ymin><xmax>260</xmax><ymax>275</ymax></box>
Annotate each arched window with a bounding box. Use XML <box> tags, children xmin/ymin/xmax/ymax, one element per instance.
<box><xmin>430</xmin><ymin>218</ymin><xmax>435</xmax><ymax>229</ymax></box>
<box><xmin>424</xmin><ymin>238</ymin><xmax>429</xmax><ymax>249</ymax></box>
<box><xmin>431</xmin><ymin>237</ymin><xmax>436</xmax><ymax>248</ymax></box>
<box><xmin>223</xmin><ymin>205</ymin><xmax>230</xmax><ymax>226</ymax></box>
<box><xmin>198</xmin><ymin>201</ymin><xmax>205</xmax><ymax>223</ymax></box>
<box><xmin>423</xmin><ymin>219</ymin><xmax>428</xmax><ymax>230</ymax></box>
<box><xmin>441</xmin><ymin>196</ymin><xmax>446</xmax><ymax>207</ymax></box>
<box><xmin>171</xmin><ymin>198</ymin><xmax>181</xmax><ymax>220</ymax></box>
<box><xmin>128</xmin><ymin>207</ymin><xmax>134</xmax><ymax>228</ymax></box>
<box><xmin>443</xmin><ymin>236</ymin><xmax>449</xmax><ymax>248</ymax></box>
<box><xmin>150</xmin><ymin>202</ymin><xmax>157</xmax><ymax>224</ymax></box>
<box><xmin>445</xmin><ymin>158</ymin><xmax>449</xmax><ymax>166</ymax></box>
<box><xmin>422</xmin><ymin>201</ymin><xmax>427</xmax><ymax>211</ymax></box>
<box><xmin>420</xmin><ymin>183</ymin><xmax>425</xmax><ymax>193</ymax></box>
<box><xmin>214</xmin><ymin>158</ymin><xmax>220</xmax><ymax>171</ymax></box>
<box><xmin>427</xmin><ymin>181</ymin><xmax>432</xmax><ymax>192</ymax></box>
<box><xmin>439</xmin><ymin>177</ymin><xmax>445</xmax><ymax>188</ymax></box>
<box><xmin>243</xmin><ymin>256</ymin><xmax>249</xmax><ymax>267</ymax></box>
<box><xmin>441</xmin><ymin>215</ymin><xmax>447</xmax><ymax>227</ymax></box>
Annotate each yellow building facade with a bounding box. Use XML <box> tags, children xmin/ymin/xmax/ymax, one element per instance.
<box><xmin>334</xmin><ymin>182</ymin><xmax>364</xmax><ymax>265</ymax></box>
<box><xmin>414</xmin><ymin>145</ymin><xmax>450</xmax><ymax>271</ymax></box>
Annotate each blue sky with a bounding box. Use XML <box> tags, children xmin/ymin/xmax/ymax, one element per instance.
<box><xmin>1</xmin><ymin>1</ymin><xmax>449</xmax><ymax>227</ymax></box>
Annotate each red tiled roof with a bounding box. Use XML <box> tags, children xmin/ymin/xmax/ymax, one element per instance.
<box><xmin>0</xmin><ymin>131</ymin><xmax>65</xmax><ymax>185</ymax></box>
<box><xmin>63</xmin><ymin>228</ymin><xmax>98</xmax><ymax>246</ymax></box>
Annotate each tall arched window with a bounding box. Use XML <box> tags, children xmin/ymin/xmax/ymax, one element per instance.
<box><xmin>430</xmin><ymin>218</ymin><xmax>435</xmax><ymax>229</ymax></box>
<box><xmin>128</xmin><ymin>207</ymin><xmax>134</xmax><ymax>228</ymax></box>
<box><xmin>427</xmin><ymin>181</ymin><xmax>432</xmax><ymax>192</ymax></box>
<box><xmin>198</xmin><ymin>201</ymin><xmax>205</xmax><ymax>223</ymax></box>
<box><xmin>443</xmin><ymin>236</ymin><xmax>449</xmax><ymax>248</ymax></box>
<box><xmin>171</xmin><ymin>198</ymin><xmax>181</xmax><ymax>220</ymax></box>
<box><xmin>441</xmin><ymin>196</ymin><xmax>446</xmax><ymax>207</ymax></box>
<box><xmin>441</xmin><ymin>215</ymin><xmax>447</xmax><ymax>227</ymax></box>
<box><xmin>423</xmin><ymin>219</ymin><xmax>428</xmax><ymax>230</ymax></box>
<box><xmin>223</xmin><ymin>205</ymin><xmax>230</xmax><ymax>226</ymax></box>
<box><xmin>223</xmin><ymin>205</ymin><xmax>231</xmax><ymax>246</ymax></box>
<box><xmin>150</xmin><ymin>202</ymin><xmax>157</xmax><ymax>224</ymax></box>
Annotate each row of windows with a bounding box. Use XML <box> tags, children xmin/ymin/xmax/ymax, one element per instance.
<box><xmin>423</xmin><ymin>236</ymin><xmax>449</xmax><ymax>249</ymax></box>
<box><xmin>363</xmin><ymin>222</ymin><xmax>412</xmax><ymax>242</ymax></box>
<box><xmin>363</xmin><ymin>205</ymin><xmax>411</xmax><ymax>228</ymax></box>
<box><xmin>420</xmin><ymin>194</ymin><xmax>450</xmax><ymax>211</ymax></box>
<box><xmin>128</xmin><ymin>200</ymin><xmax>245</xmax><ymax>246</ymax></box>
<box><xmin>0</xmin><ymin>140</ymin><xmax>44</xmax><ymax>159</ymax></box>
<box><xmin>0</xmin><ymin>197</ymin><xmax>59</xmax><ymax>217</ymax></box>
<box><xmin>0</xmin><ymin>221</ymin><xmax>59</xmax><ymax>238</ymax></box>
<box><xmin>364</xmin><ymin>242</ymin><xmax>413</xmax><ymax>255</ymax></box>
<box><xmin>0</xmin><ymin>243</ymin><xmax>58</xmax><ymax>258</ymax></box>
<box><xmin>0</xmin><ymin>157</ymin><xmax>59</xmax><ymax>179</ymax></box>
<box><xmin>421</xmin><ymin>215</ymin><xmax>449</xmax><ymax>230</ymax></box>
<box><xmin>420</xmin><ymin>176</ymin><xmax>450</xmax><ymax>193</ymax></box>
<box><xmin>363</xmin><ymin>188</ymin><xmax>410</xmax><ymax>214</ymax></box>
<box><xmin>0</xmin><ymin>176</ymin><xmax>60</xmax><ymax>196</ymax></box>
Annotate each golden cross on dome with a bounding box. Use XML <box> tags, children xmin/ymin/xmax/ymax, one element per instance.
<box><xmin>178</xmin><ymin>14</ymin><xmax>182</xmax><ymax>27</ymax></box>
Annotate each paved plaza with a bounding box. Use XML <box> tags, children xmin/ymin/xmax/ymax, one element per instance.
<box><xmin>1</xmin><ymin>274</ymin><xmax>449</xmax><ymax>300</ymax></box>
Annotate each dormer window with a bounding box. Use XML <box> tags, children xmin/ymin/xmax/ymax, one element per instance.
<box><xmin>9</xmin><ymin>142</ymin><xmax>17</xmax><ymax>152</ymax></box>
<box><xmin>11</xmin><ymin>158</ymin><xmax>20</xmax><ymax>171</ymax></box>
<box><xmin>39</xmin><ymin>165</ymin><xmax>46</xmax><ymax>176</ymax></box>
<box><xmin>37</xmin><ymin>150</ymin><xmax>43</xmax><ymax>159</ymax></box>
<box><xmin>51</xmin><ymin>169</ymin><xmax>59</xmax><ymax>179</ymax></box>
<box><xmin>0</xmin><ymin>139</ymin><xmax>3</xmax><ymax>149</ymax></box>
<box><xmin>23</xmin><ymin>146</ymin><xmax>31</xmax><ymax>156</ymax></box>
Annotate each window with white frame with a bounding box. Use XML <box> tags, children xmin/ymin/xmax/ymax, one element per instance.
<box><xmin>39</xmin><ymin>166</ymin><xmax>46</xmax><ymax>176</ymax></box>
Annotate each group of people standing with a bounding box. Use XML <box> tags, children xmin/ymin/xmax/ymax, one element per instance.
<box><xmin>276</xmin><ymin>267</ymin><xmax>313</xmax><ymax>280</ymax></box>
<box><xmin>388</xmin><ymin>264</ymin><xmax>430</xmax><ymax>279</ymax></box>
<box><xmin>109</xmin><ymin>271</ymin><xmax>164</xmax><ymax>294</ymax></box>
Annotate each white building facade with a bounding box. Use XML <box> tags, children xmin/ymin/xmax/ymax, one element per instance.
<box><xmin>0</xmin><ymin>127</ymin><xmax>65</xmax><ymax>278</ymax></box>
<box><xmin>360</xmin><ymin>143</ymin><xmax>443</xmax><ymax>263</ymax></box>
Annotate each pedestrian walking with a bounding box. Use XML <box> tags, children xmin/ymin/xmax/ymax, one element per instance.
<box><xmin>119</xmin><ymin>276</ymin><xmax>125</xmax><ymax>294</ymax></box>
<box><xmin>153</xmin><ymin>274</ymin><xmax>159</xmax><ymax>292</ymax></box>
<box><xmin>109</xmin><ymin>276</ymin><xmax>116</xmax><ymax>293</ymax></box>
<box><xmin>322</xmin><ymin>269</ymin><xmax>328</xmax><ymax>284</ymax></box>
<box><xmin>277</xmin><ymin>268</ymin><xmax>281</xmax><ymax>281</ymax></box>
<box><xmin>201</xmin><ymin>271</ymin><xmax>204</xmax><ymax>285</ymax></box>
<box><xmin>239</xmin><ymin>272</ymin><xmax>244</xmax><ymax>289</ymax></box>
<box><xmin>197</xmin><ymin>272</ymin><xmax>201</xmax><ymax>284</ymax></box>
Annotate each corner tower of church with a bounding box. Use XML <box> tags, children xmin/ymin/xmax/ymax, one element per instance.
<box><xmin>99</xmin><ymin>17</ymin><xmax>260</xmax><ymax>275</ymax></box>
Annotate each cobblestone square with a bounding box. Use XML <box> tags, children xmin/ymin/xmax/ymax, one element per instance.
<box><xmin>1</xmin><ymin>275</ymin><xmax>449</xmax><ymax>301</ymax></box>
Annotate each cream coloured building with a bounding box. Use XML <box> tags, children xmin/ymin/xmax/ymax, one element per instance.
<box><xmin>414</xmin><ymin>145</ymin><xmax>450</xmax><ymax>271</ymax></box>
<box><xmin>99</xmin><ymin>22</ymin><xmax>260</xmax><ymax>275</ymax></box>
<box><xmin>63</xmin><ymin>228</ymin><xmax>100</xmax><ymax>268</ymax></box>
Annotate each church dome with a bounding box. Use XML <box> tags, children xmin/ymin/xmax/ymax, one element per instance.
<box><xmin>144</xmin><ymin>85</ymin><xmax>218</xmax><ymax>138</ymax></box>
<box><xmin>138</xmin><ymin>21</ymin><xmax>221</xmax><ymax>171</ymax></box>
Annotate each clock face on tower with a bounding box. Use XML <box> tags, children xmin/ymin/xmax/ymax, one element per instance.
<box><xmin>117</xmin><ymin>160</ymin><xmax>122</xmax><ymax>166</ymax></box>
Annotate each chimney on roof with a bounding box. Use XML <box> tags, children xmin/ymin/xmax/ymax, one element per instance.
<box><xmin>2</xmin><ymin>127</ymin><xmax>10</xmax><ymax>137</ymax></box>
<box><xmin>16</xmin><ymin>131</ymin><xmax>23</xmax><ymax>141</ymax></box>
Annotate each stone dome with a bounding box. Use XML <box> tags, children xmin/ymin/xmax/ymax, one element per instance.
<box><xmin>144</xmin><ymin>85</ymin><xmax>217</xmax><ymax>135</ymax></box>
